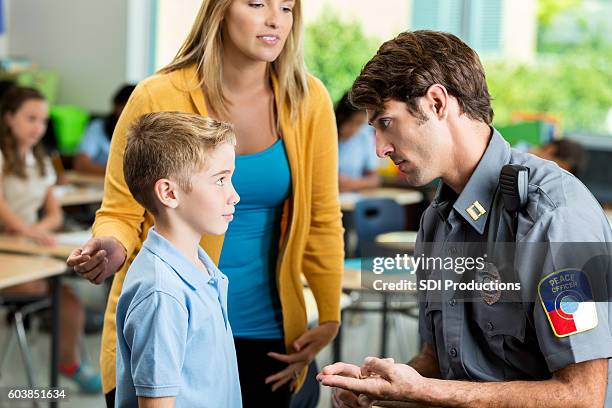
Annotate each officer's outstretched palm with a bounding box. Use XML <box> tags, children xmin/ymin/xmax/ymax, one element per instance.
<box><xmin>319</xmin><ymin>357</ymin><xmax>424</xmax><ymax>404</ymax></box>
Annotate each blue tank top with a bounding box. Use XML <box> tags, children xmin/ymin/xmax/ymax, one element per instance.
<box><xmin>218</xmin><ymin>138</ymin><xmax>291</xmax><ymax>339</ymax></box>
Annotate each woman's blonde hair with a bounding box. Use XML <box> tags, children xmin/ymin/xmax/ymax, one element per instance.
<box><xmin>159</xmin><ymin>0</ymin><xmax>308</xmax><ymax>122</ymax></box>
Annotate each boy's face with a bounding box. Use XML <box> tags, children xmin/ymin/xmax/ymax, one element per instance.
<box><xmin>176</xmin><ymin>143</ymin><xmax>239</xmax><ymax>236</ymax></box>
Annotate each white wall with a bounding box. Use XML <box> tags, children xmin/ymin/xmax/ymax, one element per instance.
<box><xmin>303</xmin><ymin>0</ymin><xmax>411</xmax><ymax>43</ymax></box>
<box><xmin>502</xmin><ymin>0</ymin><xmax>536</xmax><ymax>61</ymax></box>
<box><xmin>5</xmin><ymin>0</ymin><xmax>130</xmax><ymax>112</ymax></box>
<box><xmin>154</xmin><ymin>0</ymin><xmax>411</xmax><ymax>71</ymax></box>
<box><xmin>155</xmin><ymin>0</ymin><xmax>201</xmax><ymax>70</ymax></box>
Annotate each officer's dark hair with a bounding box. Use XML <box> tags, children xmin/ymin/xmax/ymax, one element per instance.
<box><xmin>350</xmin><ymin>30</ymin><xmax>494</xmax><ymax>124</ymax></box>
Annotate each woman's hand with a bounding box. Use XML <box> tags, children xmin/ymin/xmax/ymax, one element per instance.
<box><xmin>24</xmin><ymin>225</ymin><xmax>57</xmax><ymax>246</ymax></box>
<box><xmin>266</xmin><ymin>321</ymin><xmax>339</xmax><ymax>391</ymax></box>
<box><xmin>66</xmin><ymin>236</ymin><xmax>127</xmax><ymax>284</ymax></box>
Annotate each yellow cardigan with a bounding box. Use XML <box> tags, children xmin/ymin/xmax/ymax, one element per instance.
<box><xmin>94</xmin><ymin>65</ymin><xmax>344</xmax><ymax>393</ymax></box>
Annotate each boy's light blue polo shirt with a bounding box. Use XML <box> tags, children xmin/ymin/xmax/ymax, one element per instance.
<box><xmin>116</xmin><ymin>228</ymin><xmax>242</xmax><ymax>408</ymax></box>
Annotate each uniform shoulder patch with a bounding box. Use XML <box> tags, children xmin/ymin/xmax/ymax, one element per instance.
<box><xmin>538</xmin><ymin>268</ymin><xmax>598</xmax><ymax>338</ymax></box>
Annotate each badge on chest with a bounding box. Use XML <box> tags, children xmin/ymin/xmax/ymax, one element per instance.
<box><xmin>477</xmin><ymin>262</ymin><xmax>501</xmax><ymax>305</ymax></box>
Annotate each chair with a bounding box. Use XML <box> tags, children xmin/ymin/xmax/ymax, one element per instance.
<box><xmin>338</xmin><ymin>198</ymin><xmax>417</xmax><ymax>358</ymax></box>
<box><xmin>0</xmin><ymin>294</ymin><xmax>51</xmax><ymax>388</ymax></box>
<box><xmin>49</xmin><ymin>105</ymin><xmax>90</xmax><ymax>155</ymax></box>
<box><xmin>352</xmin><ymin>198</ymin><xmax>406</xmax><ymax>256</ymax></box>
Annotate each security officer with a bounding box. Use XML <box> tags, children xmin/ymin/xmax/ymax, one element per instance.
<box><xmin>317</xmin><ymin>30</ymin><xmax>611</xmax><ymax>407</ymax></box>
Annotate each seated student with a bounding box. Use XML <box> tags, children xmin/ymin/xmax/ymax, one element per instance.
<box><xmin>336</xmin><ymin>91</ymin><xmax>381</xmax><ymax>192</ymax></box>
<box><xmin>0</xmin><ymin>86</ymin><xmax>101</xmax><ymax>392</ymax></box>
<box><xmin>114</xmin><ymin>112</ymin><xmax>242</xmax><ymax>407</ymax></box>
<box><xmin>73</xmin><ymin>84</ymin><xmax>135</xmax><ymax>175</ymax></box>
<box><xmin>529</xmin><ymin>138</ymin><xmax>587</xmax><ymax>176</ymax></box>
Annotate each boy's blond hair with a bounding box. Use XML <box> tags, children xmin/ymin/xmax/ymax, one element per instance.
<box><xmin>124</xmin><ymin>112</ymin><xmax>236</xmax><ymax>215</ymax></box>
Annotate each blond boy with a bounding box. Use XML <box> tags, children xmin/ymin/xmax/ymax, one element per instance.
<box><xmin>115</xmin><ymin>112</ymin><xmax>241</xmax><ymax>408</ymax></box>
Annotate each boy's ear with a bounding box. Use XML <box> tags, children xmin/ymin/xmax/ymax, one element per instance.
<box><xmin>153</xmin><ymin>178</ymin><xmax>179</xmax><ymax>209</ymax></box>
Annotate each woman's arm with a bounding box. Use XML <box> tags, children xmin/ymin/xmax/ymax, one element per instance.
<box><xmin>35</xmin><ymin>186</ymin><xmax>63</xmax><ymax>231</ymax></box>
<box><xmin>0</xmin><ymin>177</ymin><xmax>56</xmax><ymax>244</ymax></box>
<box><xmin>91</xmin><ymin>83</ymin><xmax>153</xmax><ymax>260</ymax></box>
<box><xmin>73</xmin><ymin>153</ymin><xmax>106</xmax><ymax>175</ymax></box>
<box><xmin>266</xmin><ymin>78</ymin><xmax>345</xmax><ymax>390</ymax></box>
<box><xmin>302</xmin><ymin>78</ymin><xmax>344</xmax><ymax>323</ymax></box>
<box><xmin>68</xmin><ymin>83</ymin><xmax>153</xmax><ymax>283</ymax></box>
<box><xmin>0</xmin><ymin>177</ymin><xmax>30</xmax><ymax>234</ymax></box>
<box><xmin>339</xmin><ymin>171</ymin><xmax>381</xmax><ymax>192</ymax></box>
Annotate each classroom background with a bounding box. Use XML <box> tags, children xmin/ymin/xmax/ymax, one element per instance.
<box><xmin>0</xmin><ymin>0</ymin><xmax>611</xmax><ymax>407</ymax></box>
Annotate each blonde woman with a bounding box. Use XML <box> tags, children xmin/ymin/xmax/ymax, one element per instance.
<box><xmin>66</xmin><ymin>0</ymin><xmax>343</xmax><ymax>406</ymax></box>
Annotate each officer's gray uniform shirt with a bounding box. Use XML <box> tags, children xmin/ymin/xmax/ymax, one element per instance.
<box><xmin>416</xmin><ymin>129</ymin><xmax>612</xmax><ymax>404</ymax></box>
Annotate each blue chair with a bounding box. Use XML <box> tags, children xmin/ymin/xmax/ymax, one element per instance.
<box><xmin>352</xmin><ymin>198</ymin><xmax>406</xmax><ymax>256</ymax></box>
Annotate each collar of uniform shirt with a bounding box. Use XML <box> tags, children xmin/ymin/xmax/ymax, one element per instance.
<box><xmin>432</xmin><ymin>128</ymin><xmax>512</xmax><ymax>235</ymax></box>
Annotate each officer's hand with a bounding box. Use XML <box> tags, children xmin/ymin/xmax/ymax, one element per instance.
<box><xmin>319</xmin><ymin>357</ymin><xmax>425</xmax><ymax>403</ymax></box>
<box><xmin>67</xmin><ymin>236</ymin><xmax>127</xmax><ymax>284</ymax></box>
<box><xmin>317</xmin><ymin>362</ymin><xmax>372</xmax><ymax>407</ymax></box>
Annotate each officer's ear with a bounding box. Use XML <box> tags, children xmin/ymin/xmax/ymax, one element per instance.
<box><xmin>424</xmin><ymin>84</ymin><xmax>449</xmax><ymax>120</ymax></box>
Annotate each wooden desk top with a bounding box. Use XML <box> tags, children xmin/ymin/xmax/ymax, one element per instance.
<box><xmin>0</xmin><ymin>231</ymin><xmax>90</xmax><ymax>259</ymax></box>
<box><xmin>54</xmin><ymin>184</ymin><xmax>104</xmax><ymax>207</ymax></box>
<box><xmin>0</xmin><ymin>253</ymin><xmax>66</xmax><ymax>289</ymax></box>
<box><xmin>340</xmin><ymin>188</ymin><xmax>423</xmax><ymax>211</ymax></box>
<box><xmin>63</xmin><ymin>170</ymin><xmax>105</xmax><ymax>186</ymax></box>
<box><xmin>375</xmin><ymin>231</ymin><xmax>419</xmax><ymax>252</ymax></box>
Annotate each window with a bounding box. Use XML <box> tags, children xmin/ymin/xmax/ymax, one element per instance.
<box><xmin>411</xmin><ymin>0</ymin><xmax>503</xmax><ymax>56</ymax></box>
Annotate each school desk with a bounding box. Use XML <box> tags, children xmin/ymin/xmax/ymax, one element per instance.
<box><xmin>0</xmin><ymin>234</ymin><xmax>78</xmax><ymax>259</ymax></box>
<box><xmin>375</xmin><ymin>231</ymin><xmax>419</xmax><ymax>252</ymax></box>
<box><xmin>54</xmin><ymin>184</ymin><xmax>104</xmax><ymax>207</ymax></box>
<box><xmin>62</xmin><ymin>171</ymin><xmax>104</xmax><ymax>187</ymax></box>
<box><xmin>340</xmin><ymin>188</ymin><xmax>423</xmax><ymax>212</ymax></box>
<box><xmin>0</xmin><ymin>253</ymin><xmax>67</xmax><ymax>407</ymax></box>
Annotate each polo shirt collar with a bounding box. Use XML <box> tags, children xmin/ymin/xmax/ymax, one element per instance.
<box><xmin>142</xmin><ymin>228</ymin><xmax>224</xmax><ymax>290</ymax></box>
<box><xmin>432</xmin><ymin>128</ymin><xmax>511</xmax><ymax>234</ymax></box>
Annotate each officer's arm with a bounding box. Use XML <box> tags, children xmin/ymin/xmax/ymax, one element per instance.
<box><xmin>418</xmin><ymin>359</ymin><xmax>607</xmax><ymax>408</ymax></box>
<box><xmin>407</xmin><ymin>342</ymin><xmax>441</xmax><ymax>379</ymax></box>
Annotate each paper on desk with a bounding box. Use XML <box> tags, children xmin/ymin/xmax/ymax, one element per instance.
<box><xmin>339</xmin><ymin>192</ymin><xmax>360</xmax><ymax>205</ymax></box>
<box><xmin>55</xmin><ymin>230</ymin><xmax>92</xmax><ymax>246</ymax></box>
<box><xmin>53</xmin><ymin>184</ymin><xmax>78</xmax><ymax>197</ymax></box>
